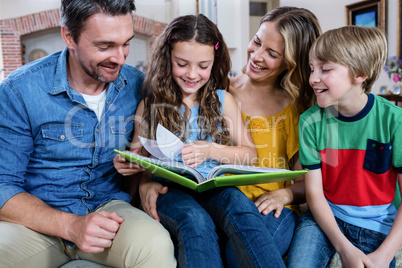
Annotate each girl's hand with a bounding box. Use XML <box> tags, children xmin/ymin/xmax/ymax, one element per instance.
<box><xmin>254</xmin><ymin>191</ymin><xmax>287</xmax><ymax>217</ymax></box>
<box><xmin>113</xmin><ymin>149</ymin><xmax>146</xmax><ymax>176</ymax></box>
<box><xmin>139</xmin><ymin>179</ymin><xmax>168</xmax><ymax>222</ymax></box>
<box><xmin>338</xmin><ymin>244</ymin><xmax>374</xmax><ymax>268</ymax></box>
<box><xmin>181</xmin><ymin>141</ymin><xmax>210</xmax><ymax>168</ymax></box>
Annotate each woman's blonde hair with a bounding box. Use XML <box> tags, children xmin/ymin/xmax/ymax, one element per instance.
<box><xmin>310</xmin><ymin>25</ymin><xmax>387</xmax><ymax>93</ymax></box>
<box><xmin>259</xmin><ymin>6</ymin><xmax>322</xmax><ymax>113</ymax></box>
<box><xmin>142</xmin><ymin>14</ymin><xmax>232</xmax><ymax>144</ymax></box>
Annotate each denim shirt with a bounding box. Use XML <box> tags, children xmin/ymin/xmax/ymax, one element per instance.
<box><xmin>0</xmin><ymin>47</ymin><xmax>144</xmax><ymax>215</ymax></box>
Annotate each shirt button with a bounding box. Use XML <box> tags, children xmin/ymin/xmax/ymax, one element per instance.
<box><xmin>119</xmin><ymin>82</ymin><xmax>123</xmax><ymax>86</ymax></box>
<box><xmin>95</xmin><ymin>159</ymin><xmax>98</xmax><ymax>163</ymax></box>
<box><xmin>60</xmin><ymin>135</ymin><xmax>65</xmax><ymax>140</ymax></box>
<box><xmin>107</xmin><ymin>101</ymin><xmax>110</xmax><ymax>104</ymax></box>
<box><xmin>124</xmin><ymin>128</ymin><xmax>127</xmax><ymax>133</ymax></box>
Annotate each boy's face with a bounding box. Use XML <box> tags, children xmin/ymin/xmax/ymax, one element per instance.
<box><xmin>309</xmin><ymin>54</ymin><xmax>366</xmax><ymax>115</ymax></box>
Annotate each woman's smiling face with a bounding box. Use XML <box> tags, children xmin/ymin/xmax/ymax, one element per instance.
<box><xmin>245</xmin><ymin>22</ymin><xmax>288</xmax><ymax>82</ymax></box>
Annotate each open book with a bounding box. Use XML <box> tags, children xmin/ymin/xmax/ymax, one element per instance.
<box><xmin>115</xmin><ymin>124</ymin><xmax>307</xmax><ymax>192</ymax></box>
<box><xmin>115</xmin><ymin>149</ymin><xmax>308</xmax><ymax>192</ymax></box>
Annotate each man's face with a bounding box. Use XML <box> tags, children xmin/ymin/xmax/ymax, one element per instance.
<box><xmin>67</xmin><ymin>13</ymin><xmax>134</xmax><ymax>83</ymax></box>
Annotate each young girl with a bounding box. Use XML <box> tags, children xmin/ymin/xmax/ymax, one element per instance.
<box><xmin>115</xmin><ymin>14</ymin><xmax>260</xmax><ymax>267</ymax></box>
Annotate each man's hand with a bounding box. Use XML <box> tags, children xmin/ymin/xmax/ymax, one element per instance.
<box><xmin>69</xmin><ymin>211</ymin><xmax>124</xmax><ymax>253</ymax></box>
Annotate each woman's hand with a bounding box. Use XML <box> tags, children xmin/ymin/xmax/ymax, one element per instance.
<box><xmin>254</xmin><ymin>190</ymin><xmax>287</xmax><ymax>217</ymax></box>
<box><xmin>181</xmin><ymin>141</ymin><xmax>211</xmax><ymax>168</ymax></box>
<box><xmin>113</xmin><ymin>149</ymin><xmax>146</xmax><ymax>176</ymax></box>
<box><xmin>139</xmin><ymin>176</ymin><xmax>168</xmax><ymax>222</ymax></box>
<box><xmin>254</xmin><ymin>174</ymin><xmax>305</xmax><ymax>217</ymax></box>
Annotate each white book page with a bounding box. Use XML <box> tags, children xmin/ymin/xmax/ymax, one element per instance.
<box><xmin>156</xmin><ymin>124</ymin><xmax>184</xmax><ymax>160</ymax></box>
<box><xmin>127</xmin><ymin>152</ymin><xmax>204</xmax><ymax>183</ymax></box>
<box><xmin>138</xmin><ymin>136</ymin><xmax>169</xmax><ymax>161</ymax></box>
<box><xmin>207</xmin><ymin>164</ymin><xmax>290</xmax><ymax>180</ymax></box>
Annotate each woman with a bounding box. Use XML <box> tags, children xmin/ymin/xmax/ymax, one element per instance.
<box><xmin>227</xmin><ymin>6</ymin><xmax>322</xmax><ymax>266</ymax></box>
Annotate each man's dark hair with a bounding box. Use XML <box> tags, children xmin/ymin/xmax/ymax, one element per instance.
<box><xmin>60</xmin><ymin>0</ymin><xmax>136</xmax><ymax>43</ymax></box>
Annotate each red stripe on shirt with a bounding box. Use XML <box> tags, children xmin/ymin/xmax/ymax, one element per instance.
<box><xmin>320</xmin><ymin>149</ymin><xmax>396</xmax><ymax>206</ymax></box>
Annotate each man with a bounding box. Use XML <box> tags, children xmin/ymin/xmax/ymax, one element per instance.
<box><xmin>0</xmin><ymin>0</ymin><xmax>175</xmax><ymax>267</ymax></box>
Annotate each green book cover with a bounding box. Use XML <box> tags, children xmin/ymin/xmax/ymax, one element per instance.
<box><xmin>115</xmin><ymin>149</ymin><xmax>308</xmax><ymax>193</ymax></box>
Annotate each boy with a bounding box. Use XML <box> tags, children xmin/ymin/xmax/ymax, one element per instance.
<box><xmin>287</xmin><ymin>26</ymin><xmax>402</xmax><ymax>267</ymax></box>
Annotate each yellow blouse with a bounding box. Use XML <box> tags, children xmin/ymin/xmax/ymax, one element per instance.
<box><xmin>238</xmin><ymin>104</ymin><xmax>300</xmax><ymax>211</ymax></box>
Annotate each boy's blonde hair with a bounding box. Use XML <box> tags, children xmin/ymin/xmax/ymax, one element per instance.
<box><xmin>310</xmin><ymin>25</ymin><xmax>387</xmax><ymax>93</ymax></box>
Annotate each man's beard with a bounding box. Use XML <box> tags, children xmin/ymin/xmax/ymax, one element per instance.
<box><xmin>80</xmin><ymin>60</ymin><xmax>121</xmax><ymax>83</ymax></box>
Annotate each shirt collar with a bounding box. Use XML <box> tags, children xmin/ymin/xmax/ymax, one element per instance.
<box><xmin>328</xmin><ymin>93</ymin><xmax>374</xmax><ymax>122</ymax></box>
<box><xmin>50</xmin><ymin>47</ymin><xmax>69</xmax><ymax>95</ymax></box>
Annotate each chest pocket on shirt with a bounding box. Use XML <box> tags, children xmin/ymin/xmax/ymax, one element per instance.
<box><xmin>38</xmin><ymin>124</ymin><xmax>84</xmax><ymax>161</ymax></box>
<box><xmin>109</xmin><ymin>119</ymin><xmax>134</xmax><ymax>150</ymax></box>
<box><xmin>363</xmin><ymin>139</ymin><xmax>392</xmax><ymax>174</ymax></box>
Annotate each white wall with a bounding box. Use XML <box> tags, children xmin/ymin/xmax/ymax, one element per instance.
<box><xmin>21</xmin><ymin>29</ymin><xmax>65</xmax><ymax>64</ymax></box>
<box><xmin>125</xmin><ymin>34</ymin><xmax>150</xmax><ymax>70</ymax></box>
<box><xmin>216</xmin><ymin>0</ymin><xmax>249</xmax><ymax>77</ymax></box>
<box><xmin>280</xmin><ymin>0</ymin><xmax>399</xmax><ymax>94</ymax></box>
<box><xmin>0</xmin><ymin>0</ymin><xmax>60</xmax><ymax>19</ymax></box>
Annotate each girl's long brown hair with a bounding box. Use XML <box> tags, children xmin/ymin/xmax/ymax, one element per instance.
<box><xmin>142</xmin><ymin>14</ymin><xmax>232</xmax><ymax>144</ymax></box>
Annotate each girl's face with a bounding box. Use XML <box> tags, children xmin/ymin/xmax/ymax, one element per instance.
<box><xmin>246</xmin><ymin>22</ymin><xmax>288</xmax><ymax>83</ymax></box>
<box><xmin>171</xmin><ymin>40</ymin><xmax>215</xmax><ymax>104</ymax></box>
<box><xmin>309</xmin><ymin>54</ymin><xmax>366</xmax><ymax>115</ymax></box>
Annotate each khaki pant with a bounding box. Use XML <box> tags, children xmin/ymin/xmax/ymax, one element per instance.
<box><xmin>0</xmin><ymin>200</ymin><xmax>176</xmax><ymax>268</ymax></box>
